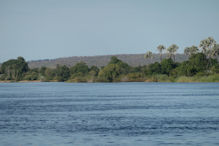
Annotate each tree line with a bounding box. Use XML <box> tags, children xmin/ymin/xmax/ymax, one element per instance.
<box><xmin>0</xmin><ymin>37</ymin><xmax>219</xmax><ymax>82</ymax></box>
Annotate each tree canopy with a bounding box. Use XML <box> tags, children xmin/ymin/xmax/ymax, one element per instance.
<box><xmin>1</xmin><ymin>57</ymin><xmax>29</xmax><ymax>81</ymax></box>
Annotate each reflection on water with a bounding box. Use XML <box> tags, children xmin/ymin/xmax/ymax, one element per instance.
<box><xmin>0</xmin><ymin>82</ymin><xmax>219</xmax><ymax>146</ymax></box>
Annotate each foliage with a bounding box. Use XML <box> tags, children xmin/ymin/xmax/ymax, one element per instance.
<box><xmin>147</xmin><ymin>62</ymin><xmax>161</xmax><ymax>75</ymax></box>
<box><xmin>144</xmin><ymin>51</ymin><xmax>153</xmax><ymax>61</ymax></box>
<box><xmin>24</xmin><ymin>68</ymin><xmax>39</xmax><ymax>80</ymax></box>
<box><xmin>175</xmin><ymin>74</ymin><xmax>219</xmax><ymax>82</ymax></box>
<box><xmin>176</xmin><ymin>61</ymin><xmax>197</xmax><ymax>76</ymax></box>
<box><xmin>157</xmin><ymin>45</ymin><xmax>166</xmax><ymax>62</ymax></box>
<box><xmin>167</xmin><ymin>44</ymin><xmax>179</xmax><ymax>61</ymax></box>
<box><xmin>109</xmin><ymin>56</ymin><xmax>121</xmax><ymax>64</ymax></box>
<box><xmin>125</xmin><ymin>72</ymin><xmax>145</xmax><ymax>82</ymax></box>
<box><xmin>1</xmin><ymin>37</ymin><xmax>219</xmax><ymax>83</ymax></box>
<box><xmin>188</xmin><ymin>53</ymin><xmax>208</xmax><ymax>71</ymax></box>
<box><xmin>89</xmin><ymin>66</ymin><xmax>99</xmax><ymax>76</ymax></box>
<box><xmin>109</xmin><ymin>56</ymin><xmax>130</xmax><ymax>74</ymax></box>
<box><xmin>98</xmin><ymin>64</ymin><xmax>118</xmax><ymax>82</ymax></box>
<box><xmin>175</xmin><ymin>53</ymin><xmax>209</xmax><ymax>76</ymax></box>
<box><xmin>160</xmin><ymin>58</ymin><xmax>176</xmax><ymax>75</ymax></box>
<box><xmin>211</xmin><ymin>64</ymin><xmax>219</xmax><ymax>74</ymax></box>
<box><xmin>184</xmin><ymin>46</ymin><xmax>199</xmax><ymax>57</ymax></box>
<box><xmin>199</xmin><ymin>37</ymin><xmax>216</xmax><ymax>55</ymax></box>
<box><xmin>44</xmin><ymin>68</ymin><xmax>56</xmax><ymax>81</ymax></box>
<box><xmin>55</xmin><ymin>65</ymin><xmax>70</xmax><ymax>81</ymax></box>
<box><xmin>40</xmin><ymin>66</ymin><xmax>47</xmax><ymax>76</ymax></box>
<box><xmin>70</xmin><ymin>62</ymin><xmax>89</xmax><ymax>76</ymax></box>
<box><xmin>1</xmin><ymin>57</ymin><xmax>29</xmax><ymax>81</ymax></box>
<box><xmin>98</xmin><ymin>57</ymin><xmax>130</xmax><ymax>82</ymax></box>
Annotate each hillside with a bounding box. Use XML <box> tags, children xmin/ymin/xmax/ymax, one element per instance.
<box><xmin>28</xmin><ymin>53</ymin><xmax>188</xmax><ymax>68</ymax></box>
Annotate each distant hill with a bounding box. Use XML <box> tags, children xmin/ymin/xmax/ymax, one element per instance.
<box><xmin>28</xmin><ymin>53</ymin><xmax>188</xmax><ymax>69</ymax></box>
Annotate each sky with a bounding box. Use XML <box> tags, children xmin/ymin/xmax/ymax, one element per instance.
<box><xmin>0</xmin><ymin>0</ymin><xmax>219</xmax><ymax>62</ymax></box>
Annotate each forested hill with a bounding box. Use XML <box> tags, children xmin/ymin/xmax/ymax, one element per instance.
<box><xmin>28</xmin><ymin>53</ymin><xmax>187</xmax><ymax>68</ymax></box>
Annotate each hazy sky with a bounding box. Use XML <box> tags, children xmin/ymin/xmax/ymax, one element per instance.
<box><xmin>0</xmin><ymin>0</ymin><xmax>219</xmax><ymax>62</ymax></box>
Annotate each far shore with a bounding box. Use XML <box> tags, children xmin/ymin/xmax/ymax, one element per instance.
<box><xmin>0</xmin><ymin>80</ymin><xmax>42</xmax><ymax>83</ymax></box>
<box><xmin>1</xmin><ymin>79</ymin><xmax>219</xmax><ymax>83</ymax></box>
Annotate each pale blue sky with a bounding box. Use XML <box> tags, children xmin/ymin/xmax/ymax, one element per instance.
<box><xmin>0</xmin><ymin>0</ymin><xmax>219</xmax><ymax>62</ymax></box>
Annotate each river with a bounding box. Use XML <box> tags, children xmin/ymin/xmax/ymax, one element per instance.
<box><xmin>0</xmin><ymin>82</ymin><xmax>219</xmax><ymax>146</ymax></box>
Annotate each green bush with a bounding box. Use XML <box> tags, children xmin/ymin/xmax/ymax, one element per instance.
<box><xmin>160</xmin><ymin>58</ymin><xmax>176</xmax><ymax>75</ymax></box>
<box><xmin>55</xmin><ymin>65</ymin><xmax>70</xmax><ymax>81</ymax></box>
<box><xmin>147</xmin><ymin>62</ymin><xmax>161</xmax><ymax>75</ymax></box>
<box><xmin>70</xmin><ymin>62</ymin><xmax>89</xmax><ymax>75</ymax></box>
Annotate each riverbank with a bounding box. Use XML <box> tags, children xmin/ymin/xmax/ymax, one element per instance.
<box><xmin>1</xmin><ymin>53</ymin><xmax>219</xmax><ymax>84</ymax></box>
<box><xmin>1</xmin><ymin>74</ymin><xmax>219</xmax><ymax>83</ymax></box>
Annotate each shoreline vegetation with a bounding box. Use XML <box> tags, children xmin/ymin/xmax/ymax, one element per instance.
<box><xmin>1</xmin><ymin>37</ymin><xmax>219</xmax><ymax>83</ymax></box>
<box><xmin>1</xmin><ymin>74</ymin><xmax>219</xmax><ymax>83</ymax></box>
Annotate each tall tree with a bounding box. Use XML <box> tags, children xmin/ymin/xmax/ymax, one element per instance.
<box><xmin>1</xmin><ymin>56</ymin><xmax>29</xmax><ymax>81</ymax></box>
<box><xmin>210</xmin><ymin>44</ymin><xmax>219</xmax><ymax>59</ymax></box>
<box><xmin>199</xmin><ymin>37</ymin><xmax>216</xmax><ymax>57</ymax></box>
<box><xmin>157</xmin><ymin>45</ymin><xmax>166</xmax><ymax>62</ymax></box>
<box><xmin>167</xmin><ymin>44</ymin><xmax>179</xmax><ymax>61</ymax></box>
<box><xmin>184</xmin><ymin>46</ymin><xmax>199</xmax><ymax>57</ymax></box>
<box><xmin>144</xmin><ymin>51</ymin><xmax>153</xmax><ymax>63</ymax></box>
<box><xmin>199</xmin><ymin>37</ymin><xmax>218</xmax><ymax>67</ymax></box>
<box><xmin>98</xmin><ymin>56</ymin><xmax>130</xmax><ymax>82</ymax></box>
<box><xmin>56</xmin><ymin>65</ymin><xmax>70</xmax><ymax>81</ymax></box>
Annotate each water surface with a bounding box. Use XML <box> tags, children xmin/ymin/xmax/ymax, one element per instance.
<box><xmin>0</xmin><ymin>82</ymin><xmax>219</xmax><ymax>146</ymax></box>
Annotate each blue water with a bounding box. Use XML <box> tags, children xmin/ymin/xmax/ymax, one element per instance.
<box><xmin>0</xmin><ymin>82</ymin><xmax>219</xmax><ymax>146</ymax></box>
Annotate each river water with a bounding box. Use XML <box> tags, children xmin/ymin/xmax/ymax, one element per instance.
<box><xmin>0</xmin><ymin>82</ymin><xmax>219</xmax><ymax>146</ymax></box>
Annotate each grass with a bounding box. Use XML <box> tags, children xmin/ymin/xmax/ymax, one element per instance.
<box><xmin>175</xmin><ymin>74</ymin><xmax>219</xmax><ymax>82</ymax></box>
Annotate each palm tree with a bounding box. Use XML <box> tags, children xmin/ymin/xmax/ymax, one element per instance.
<box><xmin>167</xmin><ymin>44</ymin><xmax>179</xmax><ymax>61</ymax></box>
<box><xmin>184</xmin><ymin>46</ymin><xmax>199</xmax><ymax>57</ymax></box>
<box><xmin>210</xmin><ymin>44</ymin><xmax>219</xmax><ymax>59</ymax></box>
<box><xmin>199</xmin><ymin>37</ymin><xmax>217</xmax><ymax>67</ymax></box>
<box><xmin>157</xmin><ymin>45</ymin><xmax>166</xmax><ymax>62</ymax></box>
<box><xmin>199</xmin><ymin>37</ymin><xmax>216</xmax><ymax>56</ymax></box>
<box><xmin>144</xmin><ymin>51</ymin><xmax>153</xmax><ymax>63</ymax></box>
